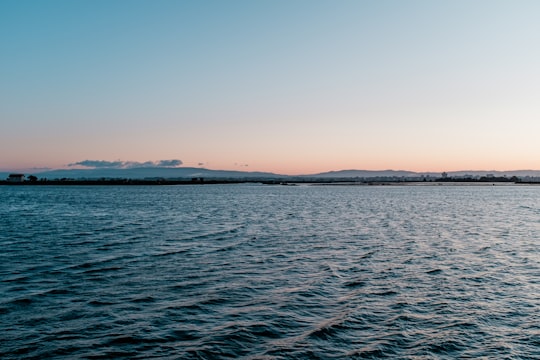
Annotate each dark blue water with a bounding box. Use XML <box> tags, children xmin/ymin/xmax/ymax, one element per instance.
<box><xmin>1</xmin><ymin>184</ymin><xmax>539</xmax><ymax>359</ymax></box>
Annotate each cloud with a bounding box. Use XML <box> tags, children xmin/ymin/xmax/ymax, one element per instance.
<box><xmin>156</xmin><ymin>159</ymin><xmax>183</xmax><ymax>167</ymax></box>
<box><xmin>123</xmin><ymin>161</ymin><xmax>154</xmax><ymax>168</ymax></box>
<box><xmin>69</xmin><ymin>159</ymin><xmax>183</xmax><ymax>169</ymax></box>
<box><xmin>70</xmin><ymin>160</ymin><xmax>124</xmax><ymax>168</ymax></box>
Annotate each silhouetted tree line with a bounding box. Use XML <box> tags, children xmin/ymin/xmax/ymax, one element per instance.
<box><xmin>435</xmin><ymin>175</ymin><xmax>520</xmax><ymax>183</ymax></box>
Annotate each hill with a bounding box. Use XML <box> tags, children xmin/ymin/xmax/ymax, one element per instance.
<box><xmin>2</xmin><ymin>168</ymin><xmax>540</xmax><ymax>181</ymax></box>
<box><xmin>19</xmin><ymin>167</ymin><xmax>282</xmax><ymax>180</ymax></box>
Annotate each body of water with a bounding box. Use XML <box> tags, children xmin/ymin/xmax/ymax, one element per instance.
<box><xmin>1</xmin><ymin>184</ymin><xmax>538</xmax><ymax>359</ymax></box>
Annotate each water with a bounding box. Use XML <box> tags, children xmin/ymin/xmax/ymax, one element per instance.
<box><xmin>1</xmin><ymin>184</ymin><xmax>538</xmax><ymax>359</ymax></box>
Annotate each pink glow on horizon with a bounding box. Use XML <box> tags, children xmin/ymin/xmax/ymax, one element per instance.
<box><xmin>1</xmin><ymin>2</ymin><xmax>540</xmax><ymax>175</ymax></box>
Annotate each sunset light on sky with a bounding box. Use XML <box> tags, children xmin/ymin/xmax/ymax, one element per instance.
<box><xmin>1</xmin><ymin>0</ymin><xmax>539</xmax><ymax>175</ymax></box>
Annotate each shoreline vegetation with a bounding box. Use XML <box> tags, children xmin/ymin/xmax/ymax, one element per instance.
<box><xmin>1</xmin><ymin>176</ymin><xmax>540</xmax><ymax>186</ymax></box>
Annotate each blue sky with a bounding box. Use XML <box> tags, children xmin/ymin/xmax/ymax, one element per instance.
<box><xmin>1</xmin><ymin>0</ymin><xmax>539</xmax><ymax>174</ymax></box>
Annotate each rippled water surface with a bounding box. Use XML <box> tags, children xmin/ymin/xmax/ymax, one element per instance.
<box><xmin>1</xmin><ymin>184</ymin><xmax>539</xmax><ymax>359</ymax></box>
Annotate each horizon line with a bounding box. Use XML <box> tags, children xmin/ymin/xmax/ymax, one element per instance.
<box><xmin>2</xmin><ymin>166</ymin><xmax>540</xmax><ymax>177</ymax></box>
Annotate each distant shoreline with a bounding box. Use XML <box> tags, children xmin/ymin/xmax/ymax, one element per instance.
<box><xmin>1</xmin><ymin>179</ymin><xmax>540</xmax><ymax>186</ymax></box>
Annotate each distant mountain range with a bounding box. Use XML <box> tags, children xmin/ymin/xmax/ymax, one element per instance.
<box><xmin>0</xmin><ymin>167</ymin><xmax>280</xmax><ymax>180</ymax></box>
<box><xmin>2</xmin><ymin>167</ymin><xmax>540</xmax><ymax>180</ymax></box>
<box><xmin>308</xmin><ymin>169</ymin><xmax>540</xmax><ymax>178</ymax></box>
<box><xmin>308</xmin><ymin>169</ymin><xmax>428</xmax><ymax>178</ymax></box>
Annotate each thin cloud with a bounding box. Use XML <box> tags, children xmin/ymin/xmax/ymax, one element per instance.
<box><xmin>69</xmin><ymin>159</ymin><xmax>183</xmax><ymax>169</ymax></box>
<box><xmin>69</xmin><ymin>160</ymin><xmax>124</xmax><ymax>168</ymax></box>
<box><xmin>156</xmin><ymin>159</ymin><xmax>183</xmax><ymax>167</ymax></box>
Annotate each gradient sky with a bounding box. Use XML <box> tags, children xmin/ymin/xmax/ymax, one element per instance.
<box><xmin>1</xmin><ymin>0</ymin><xmax>539</xmax><ymax>175</ymax></box>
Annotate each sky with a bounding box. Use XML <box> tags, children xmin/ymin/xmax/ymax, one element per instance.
<box><xmin>1</xmin><ymin>0</ymin><xmax>539</xmax><ymax>175</ymax></box>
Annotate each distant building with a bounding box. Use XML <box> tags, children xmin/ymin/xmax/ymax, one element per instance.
<box><xmin>7</xmin><ymin>174</ymin><xmax>25</xmax><ymax>183</ymax></box>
